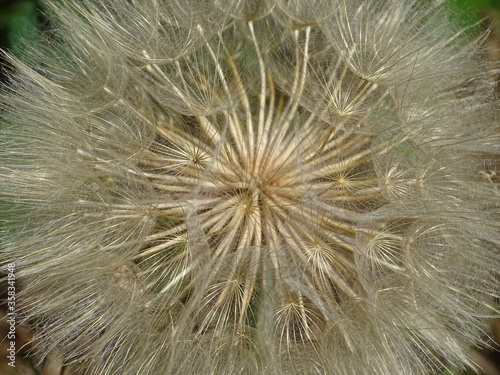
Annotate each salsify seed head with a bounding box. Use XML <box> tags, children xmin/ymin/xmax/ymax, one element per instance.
<box><xmin>1</xmin><ymin>0</ymin><xmax>499</xmax><ymax>374</ymax></box>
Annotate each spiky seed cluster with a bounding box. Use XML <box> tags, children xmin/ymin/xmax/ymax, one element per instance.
<box><xmin>1</xmin><ymin>0</ymin><xmax>499</xmax><ymax>374</ymax></box>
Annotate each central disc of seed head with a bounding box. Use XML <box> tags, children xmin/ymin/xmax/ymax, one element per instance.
<box><xmin>222</xmin><ymin>144</ymin><xmax>295</xmax><ymax>214</ymax></box>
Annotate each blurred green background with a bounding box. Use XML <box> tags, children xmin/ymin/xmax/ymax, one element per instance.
<box><xmin>0</xmin><ymin>0</ymin><xmax>499</xmax><ymax>374</ymax></box>
<box><xmin>0</xmin><ymin>0</ymin><xmax>44</xmax><ymax>54</ymax></box>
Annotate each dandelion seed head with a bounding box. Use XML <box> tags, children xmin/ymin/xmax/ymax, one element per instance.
<box><xmin>1</xmin><ymin>0</ymin><xmax>499</xmax><ymax>374</ymax></box>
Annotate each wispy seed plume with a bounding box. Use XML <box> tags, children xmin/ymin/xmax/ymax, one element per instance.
<box><xmin>1</xmin><ymin>1</ymin><xmax>499</xmax><ymax>374</ymax></box>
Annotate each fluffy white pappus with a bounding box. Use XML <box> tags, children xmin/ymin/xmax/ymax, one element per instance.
<box><xmin>0</xmin><ymin>0</ymin><xmax>499</xmax><ymax>374</ymax></box>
